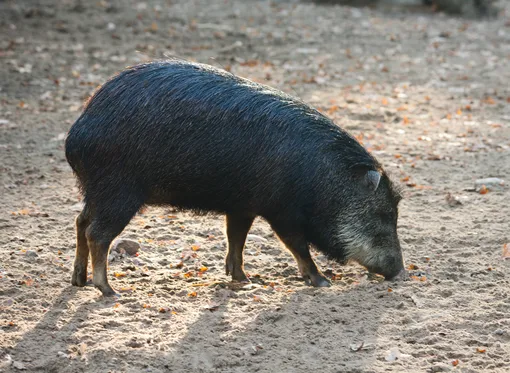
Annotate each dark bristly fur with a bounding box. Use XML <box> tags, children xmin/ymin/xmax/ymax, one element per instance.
<box><xmin>66</xmin><ymin>60</ymin><xmax>404</xmax><ymax>296</ymax></box>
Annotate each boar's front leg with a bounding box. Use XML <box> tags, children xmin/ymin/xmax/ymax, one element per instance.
<box><xmin>271</xmin><ymin>223</ymin><xmax>331</xmax><ymax>287</ymax></box>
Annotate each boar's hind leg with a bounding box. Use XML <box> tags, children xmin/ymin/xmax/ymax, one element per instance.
<box><xmin>271</xmin><ymin>224</ymin><xmax>331</xmax><ymax>287</ymax></box>
<box><xmin>85</xmin><ymin>194</ymin><xmax>143</xmax><ymax>296</ymax></box>
<box><xmin>225</xmin><ymin>214</ymin><xmax>254</xmax><ymax>283</ymax></box>
<box><xmin>71</xmin><ymin>205</ymin><xmax>91</xmax><ymax>287</ymax></box>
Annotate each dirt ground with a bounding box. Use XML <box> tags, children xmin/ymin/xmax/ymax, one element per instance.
<box><xmin>1</xmin><ymin>0</ymin><xmax>509</xmax><ymax>372</ymax></box>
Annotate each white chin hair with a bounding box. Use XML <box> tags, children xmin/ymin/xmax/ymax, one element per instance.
<box><xmin>337</xmin><ymin>226</ymin><xmax>380</xmax><ymax>269</ymax></box>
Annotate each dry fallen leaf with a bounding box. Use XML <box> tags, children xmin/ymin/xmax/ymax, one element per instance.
<box><xmin>452</xmin><ymin>359</ymin><xmax>459</xmax><ymax>367</ymax></box>
<box><xmin>476</xmin><ymin>347</ymin><xmax>486</xmax><ymax>353</ymax></box>
<box><xmin>199</xmin><ymin>266</ymin><xmax>208</xmax><ymax>272</ymax></box>
<box><xmin>331</xmin><ymin>273</ymin><xmax>343</xmax><ymax>281</ymax></box>
<box><xmin>188</xmin><ymin>291</ymin><xmax>197</xmax><ymax>297</ymax></box>
<box><xmin>114</xmin><ymin>272</ymin><xmax>126</xmax><ymax>278</ymax></box>
<box><xmin>502</xmin><ymin>243</ymin><xmax>510</xmax><ymax>259</ymax></box>
<box><xmin>191</xmin><ymin>245</ymin><xmax>200</xmax><ymax>251</ymax></box>
<box><xmin>183</xmin><ymin>271</ymin><xmax>193</xmax><ymax>279</ymax></box>
<box><xmin>240</xmin><ymin>60</ymin><xmax>258</xmax><ymax>67</ymax></box>
<box><xmin>12</xmin><ymin>209</ymin><xmax>31</xmax><ymax>216</ymax></box>
<box><xmin>327</xmin><ymin>105</ymin><xmax>339</xmax><ymax>115</ymax></box>
<box><xmin>191</xmin><ymin>282</ymin><xmax>216</xmax><ymax>287</ymax></box>
<box><xmin>171</xmin><ymin>261</ymin><xmax>184</xmax><ymax>269</ymax></box>
<box><xmin>407</xmin><ymin>264</ymin><xmax>419</xmax><ymax>270</ymax></box>
<box><xmin>483</xmin><ymin>97</ymin><xmax>495</xmax><ymax>105</ymax></box>
<box><xmin>410</xmin><ymin>275</ymin><xmax>427</xmax><ymax>282</ymax></box>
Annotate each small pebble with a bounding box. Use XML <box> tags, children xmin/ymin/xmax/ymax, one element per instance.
<box><xmin>71</xmin><ymin>203</ymin><xmax>84</xmax><ymax>212</ymax></box>
<box><xmin>385</xmin><ymin>347</ymin><xmax>411</xmax><ymax>362</ymax></box>
<box><xmin>494</xmin><ymin>328</ymin><xmax>505</xmax><ymax>335</ymax></box>
<box><xmin>111</xmin><ymin>239</ymin><xmax>140</xmax><ymax>256</ymax></box>
<box><xmin>25</xmin><ymin>250</ymin><xmax>38</xmax><ymax>258</ymax></box>
<box><xmin>12</xmin><ymin>361</ymin><xmax>25</xmax><ymax>370</ymax></box>
<box><xmin>0</xmin><ymin>354</ymin><xmax>12</xmax><ymax>368</ymax></box>
<box><xmin>108</xmin><ymin>253</ymin><xmax>117</xmax><ymax>263</ymax></box>
<box><xmin>247</xmin><ymin>234</ymin><xmax>268</xmax><ymax>243</ymax></box>
<box><xmin>430</xmin><ymin>362</ymin><xmax>452</xmax><ymax>372</ymax></box>
<box><xmin>475</xmin><ymin>178</ymin><xmax>505</xmax><ymax>191</ymax></box>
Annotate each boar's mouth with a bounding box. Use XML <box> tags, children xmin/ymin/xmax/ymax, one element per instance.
<box><xmin>361</xmin><ymin>256</ymin><xmax>405</xmax><ymax>281</ymax></box>
<box><xmin>384</xmin><ymin>268</ymin><xmax>409</xmax><ymax>281</ymax></box>
<box><xmin>337</xmin><ymin>242</ymin><xmax>404</xmax><ymax>280</ymax></box>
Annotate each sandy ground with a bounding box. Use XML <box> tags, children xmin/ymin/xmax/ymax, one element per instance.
<box><xmin>1</xmin><ymin>0</ymin><xmax>510</xmax><ymax>372</ymax></box>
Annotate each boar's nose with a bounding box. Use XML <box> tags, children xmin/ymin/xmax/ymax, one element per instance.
<box><xmin>385</xmin><ymin>268</ymin><xmax>408</xmax><ymax>281</ymax></box>
<box><xmin>377</xmin><ymin>250</ymin><xmax>405</xmax><ymax>280</ymax></box>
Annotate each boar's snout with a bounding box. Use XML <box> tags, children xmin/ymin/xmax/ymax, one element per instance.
<box><xmin>386</xmin><ymin>268</ymin><xmax>408</xmax><ymax>281</ymax></box>
<box><xmin>382</xmin><ymin>257</ymin><xmax>405</xmax><ymax>281</ymax></box>
<box><xmin>370</xmin><ymin>252</ymin><xmax>405</xmax><ymax>281</ymax></box>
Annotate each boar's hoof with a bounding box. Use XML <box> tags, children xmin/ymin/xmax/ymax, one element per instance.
<box><xmin>101</xmin><ymin>288</ymin><xmax>119</xmax><ymax>297</ymax></box>
<box><xmin>304</xmin><ymin>273</ymin><xmax>331</xmax><ymax>287</ymax></box>
<box><xmin>233</xmin><ymin>275</ymin><xmax>251</xmax><ymax>284</ymax></box>
<box><xmin>95</xmin><ymin>283</ymin><xmax>118</xmax><ymax>297</ymax></box>
<box><xmin>71</xmin><ymin>266</ymin><xmax>87</xmax><ymax>287</ymax></box>
<box><xmin>225</xmin><ymin>262</ymin><xmax>251</xmax><ymax>283</ymax></box>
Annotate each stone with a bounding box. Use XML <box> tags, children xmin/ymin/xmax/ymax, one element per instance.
<box><xmin>111</xmin><ymin>239</ymin><xmax>140</xmax><ymax>256</ymax></box>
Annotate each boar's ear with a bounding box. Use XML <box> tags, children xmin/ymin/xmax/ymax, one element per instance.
<box><xmin>365</xmin><ymin>170</ymin><xmax>381</xmax><ymax>191</ymax></box>
<box><xmin>352</xmin><ymin>164</ymin><xmax>381</xmax><ymax>192</ymax></box>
